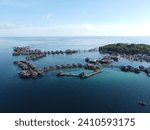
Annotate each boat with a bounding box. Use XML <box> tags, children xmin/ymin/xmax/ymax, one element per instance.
<box><xmin>57</xmin><ymin>71</ymin><xmax>64</xmax><ymax>76</ymax></box>
<box><xmin>79</xmin><ymin>72</ymin><xmax>88</xmax><ymax>78</ymax></box>
<box><xmin>138</xmin><ymin>101</ymin><xmax>147</xmax><ymax>106</ymax></box>
<box><xmin>147</xmin><ymin>73</ymin><xmax>150</xmax><ymax>77</ymax></box>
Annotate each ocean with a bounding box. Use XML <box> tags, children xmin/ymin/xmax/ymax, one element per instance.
<box><xmin>0</xmin><ymin>36</ymin><xmax>150</xmax><ymax>113</ymax></box>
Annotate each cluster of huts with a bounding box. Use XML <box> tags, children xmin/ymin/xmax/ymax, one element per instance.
<box><xmin>14</xmin><ymin>60</ymin><xmax>85</xmax><ymax>79</ymax></box>
<box><xmin>13</xmin><ymin>61</ymin><xmax>44</xmax><ymax>78</ymax></box>
<box><xmin>119</xmin><ymin>54</ymin><xmax>150</xmax><ymax>62</ymax></box>
<box><xmin>85</xmin><ymin>56</ymin><xmax>150</xmax><ymax>77</ymax></box>
<box><xmin>120</xmin><ymin>65</ymin><xmax>150</xmax><ymax>77</ymax></box>
<box><xmin>12</xmin><ymin>46</ymin><xmax>79</xmax><ymax>61</ymax></box>
<box><xmin>12</xmin><ymin>46</ymin><xmax>150</xmax><ymax>79</ymax></box>
<box><xmin>12</xmin><ymin>46</ymin><xmax>103</xmax><ymax>79</ymax></box>
<box><xmin>85</xmin><ymin>56</ymin><xmax>119</xmax><ymax>64</ymax></box>
<box><xmin>13</xmin><ymin>59</ymin><xmax>102</xmax><ymax>79</ymax></box>
<box><xmin>42</xmin><ymin>63</ymin><xmax>84</xmax><ymax>73</ymax></box>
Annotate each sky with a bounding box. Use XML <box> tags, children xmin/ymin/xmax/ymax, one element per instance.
<box><xmin>0</xmin><ymin>0</ymin><xmax>150</xmax><ymax>36</ymax></box>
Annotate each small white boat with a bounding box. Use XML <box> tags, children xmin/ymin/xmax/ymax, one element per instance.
<box><xmin>138</xmin><ymin>101</ymin><xmax>147</xmax><ymax>106</ymax></box>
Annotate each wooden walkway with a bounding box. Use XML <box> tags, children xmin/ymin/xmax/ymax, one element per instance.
<box><xmin>57</xmin><ymin>69</ymin><xmax>102</xmax><ymax>79</ymax></box>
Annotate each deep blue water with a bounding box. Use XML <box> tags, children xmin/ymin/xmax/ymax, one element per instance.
<box><xmin>0</xmin><ymin>36</ymin><xmax>150</xmax><ymax>113</ymax></box>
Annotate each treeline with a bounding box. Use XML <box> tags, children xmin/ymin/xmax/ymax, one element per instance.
<box><xmin>99</xmin><ymin>43</ymin><xmax>150</xmax><ymax>55</ymax></box>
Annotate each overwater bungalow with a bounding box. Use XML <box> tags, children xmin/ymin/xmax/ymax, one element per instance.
<box><xmin>13</xmin><ymin>61</ymin><xmax>18</xmax><ymax>64</ymax></box>
<box><xmin>55</xmin><ymin>50</ymin><xmax>59</xmax><ymax>54</ymax></box>
<box><xmin>72</xmin><ymin>63</ymin><xmax>78</xmax><ymax>68</ymax></box>
<box><xmin>59</xmin><ymin>50</ymin><xmax>64</xmax><ymax>54</ymax></box>
<box><xmin>12</xmin><ymin>52</ymin><xmax>20</xmax><ymax>56</ymax></box>
<box><xmin>48</xmin><ymin>66</ymin><xmax>52</xmax><ymax>70</ymax></box>
<box><xmin>79</xmin><ymin>72</ymin><xmax>88</xmax><ymax>78</ymax></box>
<box><xmin>120</xmin><ymin>66</ymin><xmax>129</xmax><ymax>72</ymax></box>
<box><xmin>43</xmin><ymin>67</ymin><xmax>49</xmax><ymax>72</ymax></box>
<box><xmin>14</xmin><ymin>46</ymin><xmax>30</xmax><ymax>52</ymax></box>
<box><xmin>66</xmin><ymin>64</ymin><xmax>72</xmax><ymax>68</ymax></box>
<box><xmin>77</xmin><ymin>63</ymin><xmax>83</xmax><ymax>68</ymax></box>
<box><xmin>49</xmin><ymin>66</ymin><xmax>55</xmax><ymax>70</ymax></box>
<box><xmin>110</xmin><ymin>56</ymin><xmax>119</xmax><ymax>61</ymax></box>
<box><xmin>139</xmin><ymin>65</ymin><xmax>145</xmax><ymax>71</ymax></box>
<box><xmin>35</xmin><ymin>69</ymin><xmax>44</xmax><ymax>76</ymax></box>
<box><xmin>85</xmin><ymin>57</ymin><xmax>90</xmax><ymax>62</ymax></box>
<box><xmin>27</xmin><ymin>63</ymin><xmax>36</xmax><ymax>69</ymax></box>
<box><xmin>147</xmin><ymin>73</ymin><xmax>150</xmax><ymax>77</ymax></box>
<box><xmin>47</xmin><ymin>51</ymin><xmax>51</xmax><ymax>55</ymax></box>
<box><xmin>44</xmin><ymin>51</ymin><xmax>47</xmax><ymax>55</ymax></box>
<box><xmin>60</xmin><ymin>64</ymin><xmax>66</xmax><ymax>69</ymax></box>
<box><xmin>88</xmin><ymin>59</ymin><xmax>98</xmax><ymax>64</ymax></box>
<box><xmin>85</xmin><ymin>57</ymin><xmax>98</xmax><ymax>64</ymax></box>
<box><xmin>65</xmin><ymin>49</ymin><xmax>78</xmax><ymax>54</ymax></box>
<box><xmin>126</xmin><ymin>65</ymin><xmax>134</xmax><ymax>72</ymax></box>
<box><xmin>84</xmin><ymin>64</ymin><xmax>100</xmax><ymax>70</ymax></box>
<box><xmin>134</xmin><ymin>68</ymin><xmax>140</xmax><ymax>73</ymax></box>
<box><xmin>145</xmin><ymin>67</ymin><xmax>150</xmax><ymax>77</ymax></box>
<box><xmin>19</xmin><ymin>70</ymin><xmax>31</xmax><ymax>78</ymax></box>
<box><xmin>25</xmin><ymin>56</ymin><xmax>30</xmax><ymax>61</ymax></box>
<box><xmin>31</xmin><ymin>71</ymin><xmax>38</xmax><ymax>78</ymax></box>
<box><xmin>51</xmin><ymin>51</ymin><xmax>55</xmax><ymax>55</ymax></box>
<box><xmin>19</xmin><ymin>68</ymin><xmax>43</xmax><ymax>79</ymax></box>
<box><xmin>99</xmin><ymin>56</ymin><xmax>114</xmax><ymax>64</ymax></box>
<box><xmin>21</xmin><ymin>64</ymin><xmax>29</xmax><ymax>70</ymax></box>
<box><xmin>55</xmin><ymin>65</ymin><xmax>62</xmax><ymax>69</ymax></box>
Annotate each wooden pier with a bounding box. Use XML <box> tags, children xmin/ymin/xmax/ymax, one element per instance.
<box><xmin>57</xmin><ymin>72</ymin><xmax>79</xmax><ymax>77</ymax></box>
<box><xmin>57</xmin><ymin>69</ymin><xmax>102</xmax><ymax>79</ymax></box>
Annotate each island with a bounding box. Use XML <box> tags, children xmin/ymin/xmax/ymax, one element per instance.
<box><xmin>99</xmin><ymin>43</ymin><xmax>150</xmax><ymax>55</ymax></box>
<box><xmin>99</xmin><ymin>43</ymin><xmax>150</xmax><ymax>62</ymax></box>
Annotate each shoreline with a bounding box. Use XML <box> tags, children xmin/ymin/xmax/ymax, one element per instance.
<box><xmin>99</xmin><ymin>43</ymin><xmax>150</xmax><ymax>62</ymax></box>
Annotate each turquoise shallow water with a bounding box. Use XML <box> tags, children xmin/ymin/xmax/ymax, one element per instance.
<box><xmin>0</xmin><ymin>36</ymin><xmax>150</xmax><ymax>113</ymax></box>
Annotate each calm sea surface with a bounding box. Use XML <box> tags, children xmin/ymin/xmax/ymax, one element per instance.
<box><xmin>0</xmin><ymin>36</ymin><xmax>150</xmax><ymax>113</ymax></box>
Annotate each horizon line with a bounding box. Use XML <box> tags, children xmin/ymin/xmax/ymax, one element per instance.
<box><xmin>1</xmin><ymin>35</ymin><xmax>150</xmax><ymax>38</ymax></box>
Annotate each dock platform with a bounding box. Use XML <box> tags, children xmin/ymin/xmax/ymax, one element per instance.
<box><xmin>57</xmin><ymin>69</ymin><xmax>102</xmax><ymax>79</ymax></box>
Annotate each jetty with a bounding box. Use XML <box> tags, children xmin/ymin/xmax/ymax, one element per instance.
<box><xmin>57</xmin><ymin>71</ymin><xmax>79</xmax><ymax>77</ymax></box>
<box><xmin>57</xmin><ymin>69</ymin><xmax>101</xmax><ymax>79</ymax></box>
<box><xmin>57</xmin><ymin>64</ymin><xmax>102</xmax><ymax>79</ymax></box>
<box><xmin>79</xmin><ymin>69</ymin><xmax>101</xmax><ymax>78</ymax></box>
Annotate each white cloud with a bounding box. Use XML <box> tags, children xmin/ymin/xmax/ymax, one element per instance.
<box><xmin>0</xmin><ymin>23</ymin><xmax>150</xmax><ymax>36</ymax></box>
<box><xmin>0</xmin><ymin>0</ymin><xmax>27</xmax><ymax>7</ymax></box>
<box><xmin>0</xmin><ymin>24</ymin><xmax>20</xmax><ymax>29</ymax></box>
<box><xmin>43</xmin><ymin>13</ymin><xmax>54</xmax><ymax>20</ymax></box>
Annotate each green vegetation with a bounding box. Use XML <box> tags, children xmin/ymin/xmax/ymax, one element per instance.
<box><xmin>99</xmin><ymin>43</ymin><xmax>150</xmax><ymax>55</ymax></box>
